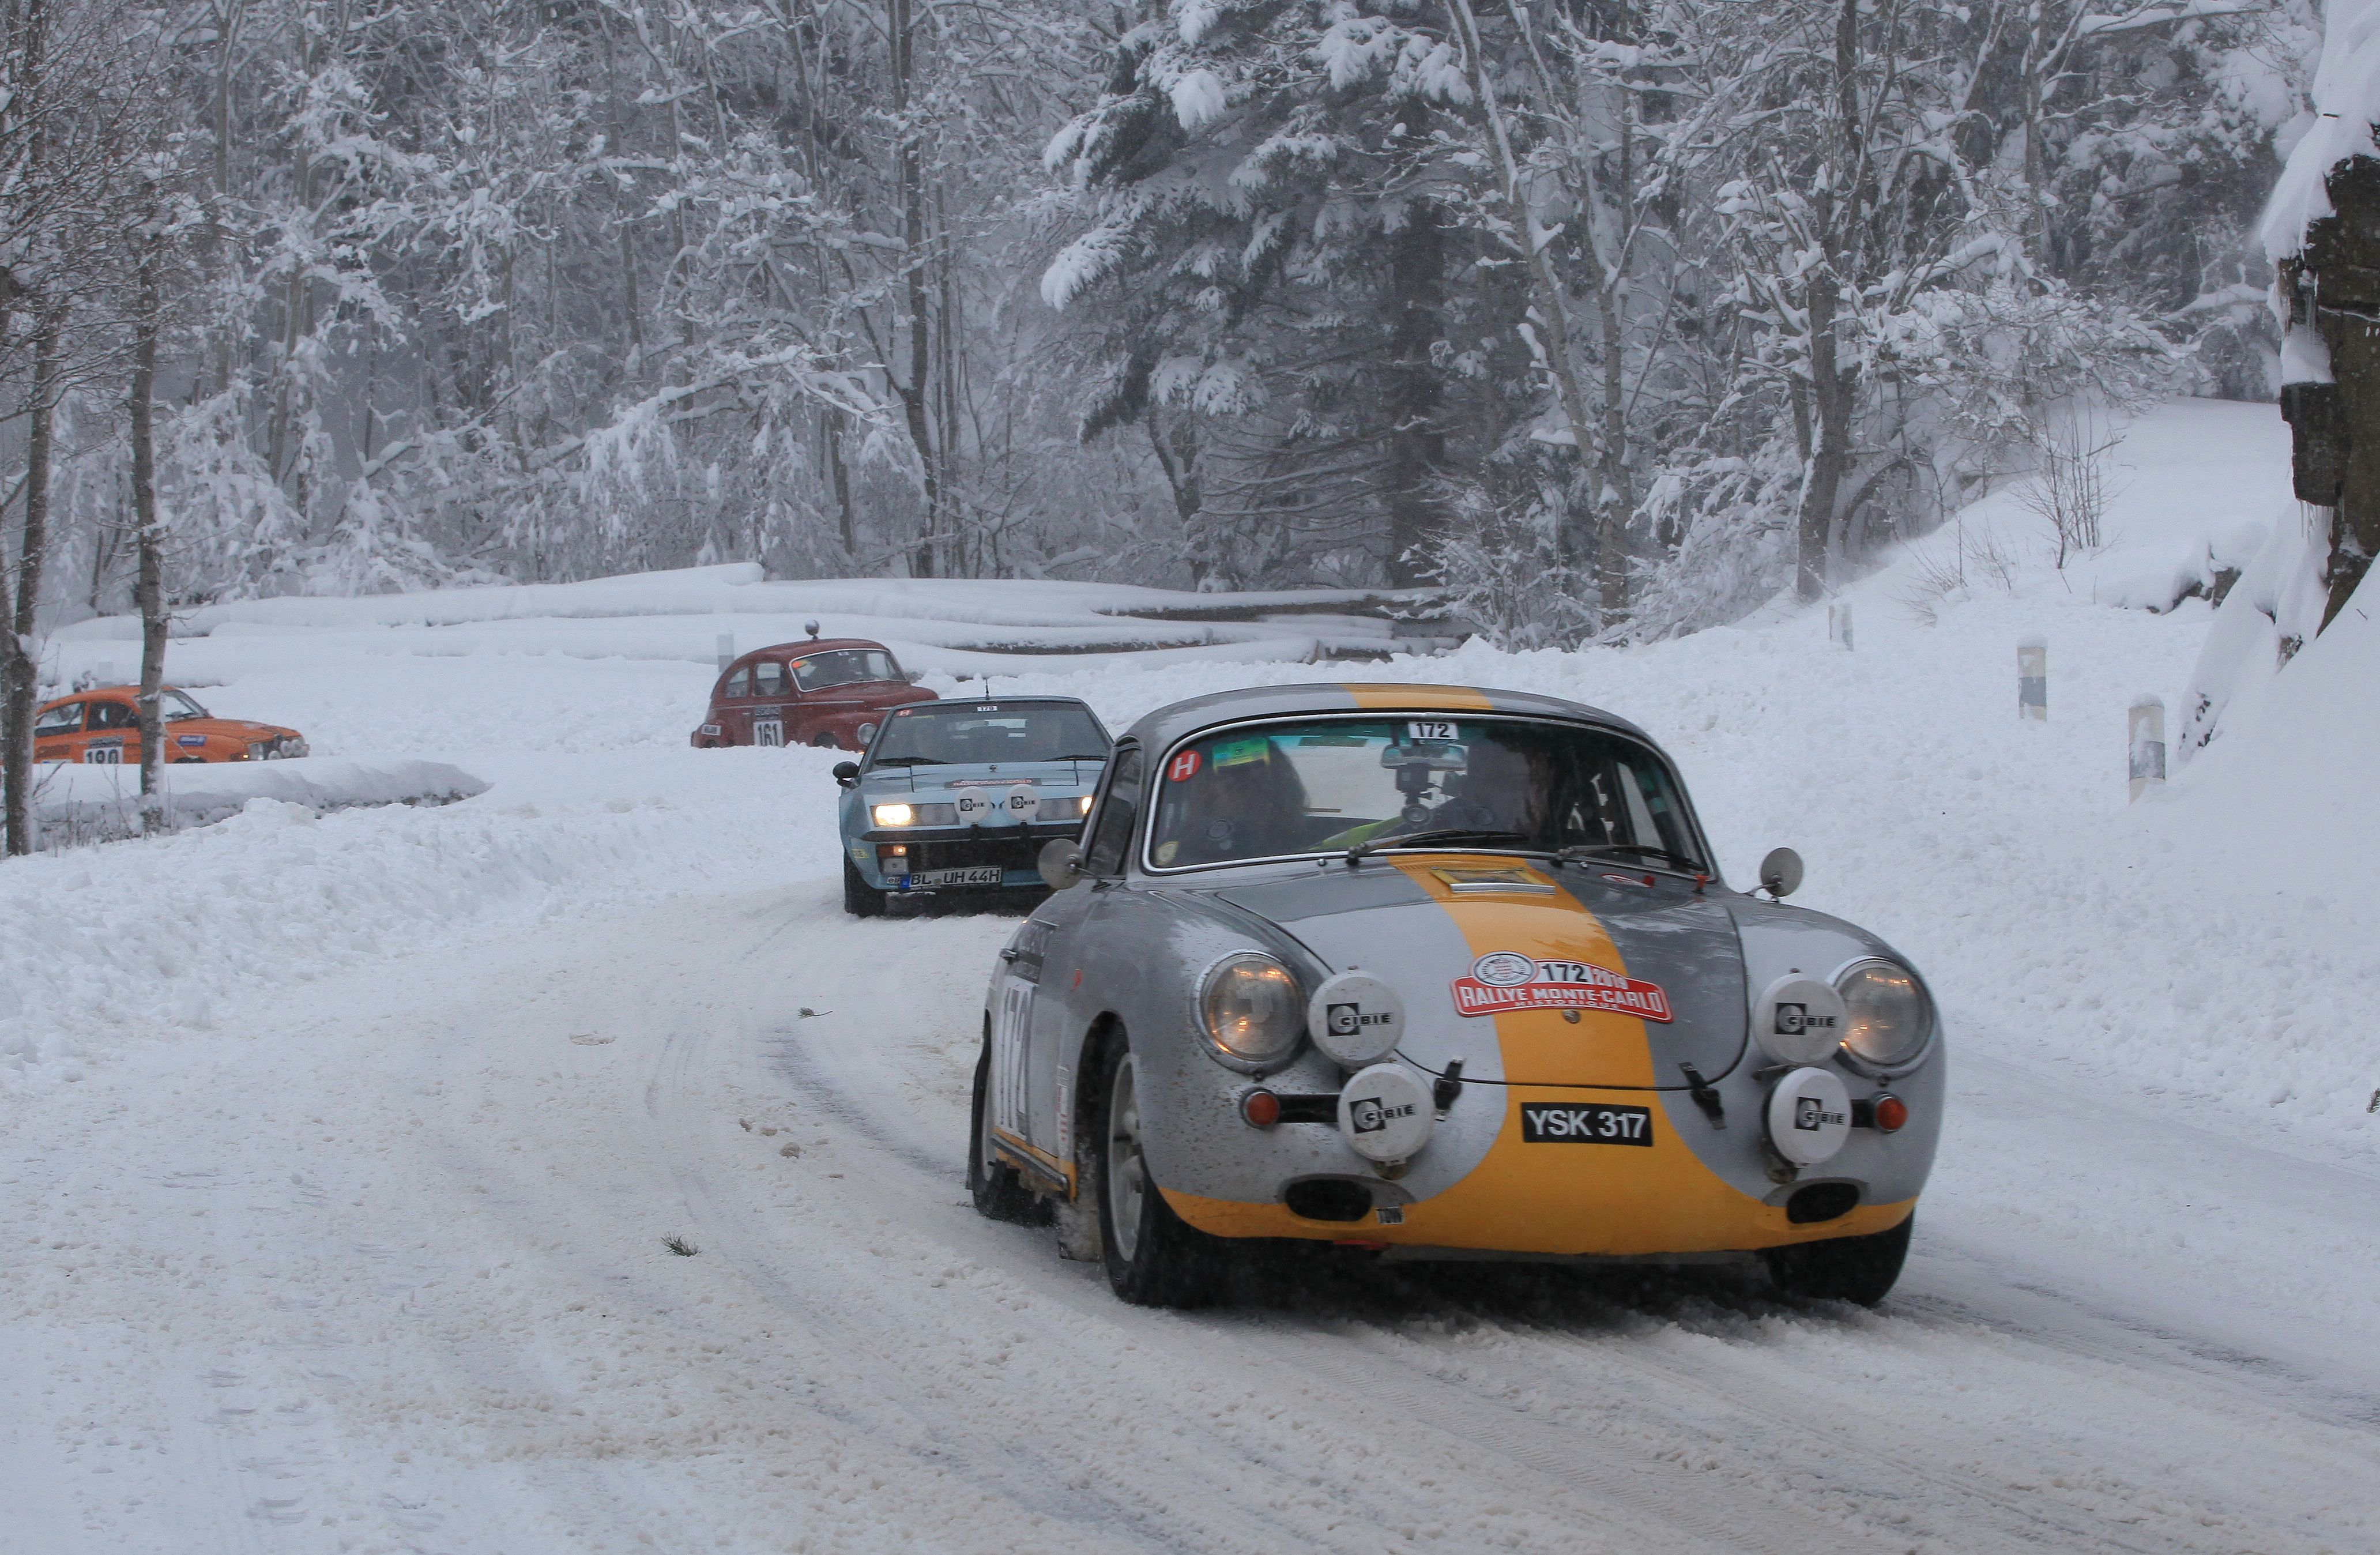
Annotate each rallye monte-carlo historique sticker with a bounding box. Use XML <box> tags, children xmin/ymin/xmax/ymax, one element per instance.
<box><xmin>1449</xmin><ymin>952</ymin><xmax>1673</xmax><ymax>1020</ymax></box>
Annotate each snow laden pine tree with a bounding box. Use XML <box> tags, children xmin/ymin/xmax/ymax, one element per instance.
<box><xmin>1040</xmin><ymin>0</ymin><xmax>2285</xmax><ymax>637</ymax></box>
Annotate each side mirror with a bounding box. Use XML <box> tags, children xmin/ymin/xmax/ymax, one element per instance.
<box><xmin>832</xmin><ymin>761</ymin><xmax>860</xmax><ymax>787</ymax></box>
<box><xmin>1758</xmin><ymin>846</ymin><xmax>1803</xmax><ymax>899</ymax></box>
<box><xmin>1038</xmin><ymin>837</ymin><xmax>1086</xmax><ymax>891</ymax></box>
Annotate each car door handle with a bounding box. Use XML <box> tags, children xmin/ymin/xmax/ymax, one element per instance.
<box><xmin>999</xmin><ymin>948</ymin><xmax>1019</xmax><ymax>962</ymax></box>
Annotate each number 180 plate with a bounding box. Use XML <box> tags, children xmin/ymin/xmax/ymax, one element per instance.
<box><xmin>1518</xmin><ymin>1102</ymin><xmax>1654</xmax><ymax>1146</ymax></box>
<box><xmin>906</xmin><ymin>865</ymin><xmax>1005</xmax><ymax>888</ymax></box>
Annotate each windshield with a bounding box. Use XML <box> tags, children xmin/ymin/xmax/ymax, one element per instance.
<box><xmin>792</xmin><ymin>648</ymin><xmax>901</xmax><ymax>691</ymax></box>
<box><xmin>869</xmin><ymin>703</ymin><xmax>1109</xmax><ymax>768</ymax></box>
<box><xmin>1144</xmin><ymin>716</ymin><xmax>1704</xmax><ymax>872</ymax></box>
<box><xmin>162</xmin><ymin>689</ymin><xmax>208</xmax><ymax>721</ymax></box>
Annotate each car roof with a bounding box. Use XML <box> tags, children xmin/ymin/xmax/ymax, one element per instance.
<box><xmin>1119</xmin><ymin>682</ymin><xmax>1657</xmax><ymax>752</ymax></box>
<box><xmin>892</xmin><ymin>695</ymin><xmax>1097</xmax><ymax>713</ymax></box>
<box><xmin>733</xmin><ymin>639</ymin><xmax>892</xmax><ymax>663</ymax></box>
<box><xmin>39</xmin><ymin>685</ymin><xmax>173</xmax><ymax>707</ymax></box>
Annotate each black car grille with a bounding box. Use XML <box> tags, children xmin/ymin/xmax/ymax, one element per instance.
<box><xmin>902</xmin><ymin>833</ymin><xmax>1050</xmax><ymax>872</ymax></box>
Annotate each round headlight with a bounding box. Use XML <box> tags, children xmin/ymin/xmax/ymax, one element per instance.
<box><xmin>1199</xmin><ymin>952</ymin><xmax>1304</xmax><ymax>1068</ymax></box>
<box><xmin>1837</xmin><ymin>960</ymin><xmax>1931</xmax><ymax>1068</ymax></box>
<box><xmin>871</xmin><ymin>803</ymin><xmax>915</xmax><ymax>827</ymax></box>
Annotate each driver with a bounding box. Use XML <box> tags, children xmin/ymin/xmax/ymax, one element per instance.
<box><xmin>1322</xmin><ymin>736</ymin><xmax>1549</xmax><ymax>850</ymax></box>
<box><xmin>1438</xmin><ymin>739</ymin><xmax>1549</xmax><ymax>839</ymax></box>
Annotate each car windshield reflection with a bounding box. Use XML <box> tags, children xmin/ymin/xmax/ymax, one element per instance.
<box><xmin>1145</xmin><ymin>715</ymin><xmax>1705</xmax><ymax>872</ymax></box>
<box><xmin>869</xmin><ymin>703</ymin><xmax>1109</xmax><ymax>769</ymax></box>
<box><xmin>791</xmin><ymin>649</ymin><xmax>902</xmax><ymax>690</ymax></box>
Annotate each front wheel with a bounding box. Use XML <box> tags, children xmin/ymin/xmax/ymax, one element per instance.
<box><xmin>842</xmin><ymin>857</ymin><xmax>886</xmax><ymax>918</ymax></box>
<box><xmin>1091</xmin><ymin>1042</ymin><xmax>1221</xmax><ymax>1307</ymax></box>
<box><xmin>1763</xmin><ymin>1214</ymin><xmax>1912</xmax><ymax>1306</ymax></box>
<box><xmin>810</xmin><ymin>731</ymin><xmax>840</xmax><ymax>750</ymax></box>
<box><xmin>969</xmin><ymin>1033</ymin><xmax>1046</xmax><ymax>1223</ymax></box>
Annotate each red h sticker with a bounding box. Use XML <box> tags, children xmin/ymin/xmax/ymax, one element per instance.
<box><xmin>1169</xmin><ymin>750</ymin><xmax>1202</xmax><ymax>782</ymax></box>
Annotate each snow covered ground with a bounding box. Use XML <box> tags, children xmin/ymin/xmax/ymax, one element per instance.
<box><xmin>31</xmin><ymin>758</ymin><xmax>488</xmax><ymax>845</ymax></box>
<box><xmin>4</xmin><ymin>399</ymin><xmax>2375</xmax><ymax>1552</ymax></box>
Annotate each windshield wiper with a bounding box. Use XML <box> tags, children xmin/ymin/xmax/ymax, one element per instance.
<box><xmin>870</xmin><ymin>755</ymin><xmax>947</xmax><ymax>767</ymax></box>
<box><xmin>1047</xmin><ymin>752</ymin><xmax>1110</xmax><ymax>762</ymax></box>
<box><xmin>1347</xmin><ymin>827</ymin><xmax>1528</xmax><ymax>863</ymax></box>
<box><xmin>1560</xmin><ymin>841</ymin><xmax>1704</xmax><ymax>872</ymax></box>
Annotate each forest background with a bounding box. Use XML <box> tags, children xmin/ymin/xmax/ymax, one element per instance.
<box><xmin>0</xmin><ymin>0</ymin><xmax>2322</xmax><ymax>661</ymax></box>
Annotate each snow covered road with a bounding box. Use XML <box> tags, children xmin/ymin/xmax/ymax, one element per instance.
<box><xmin>5</xmin><ymin>874</ymin><xmax>2374</xmax><ymax>1554</ymax></box>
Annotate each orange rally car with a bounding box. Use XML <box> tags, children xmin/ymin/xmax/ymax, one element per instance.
<box><xmin>31</xmin><ymin>686</ymin><xmax>310</xmax><ymax>766</ymax></box>
<box><xmin>690</xmin><ymin>634</ymin><xmax>936</xmax><ymax>751</ymax></box>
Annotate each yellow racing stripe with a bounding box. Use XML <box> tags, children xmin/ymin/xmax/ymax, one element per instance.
<box><xmin>1162</xmin><ymin>852</ymin><xmax>1876</xmax><ymax>1257</ymax></box>
<box><xmin>1388</xmin><ymin>857</ymin><xmax>1657</xmax><ymax>1088</ymax></box>
<box><xmin>1342</xmin><ymin>683</ymin><xmax>1496</xmax><ymax>711</ymax></box>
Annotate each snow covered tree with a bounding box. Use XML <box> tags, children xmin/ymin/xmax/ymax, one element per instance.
<box><xmin>1</xmin><ymin>0</ymin><xmax>152</xmax><ymax>856</ymax></box>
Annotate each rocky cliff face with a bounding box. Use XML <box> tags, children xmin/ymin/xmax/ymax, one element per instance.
<box><xmin>2279</xmin><ymin>155</ymin><xmax>2380</xmax><ymax>628</ymax></box>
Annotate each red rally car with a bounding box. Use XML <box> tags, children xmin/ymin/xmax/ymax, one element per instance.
<box><xmin>690</xmin><ymin>631</ymin><xmax>936</xmax><ymax>751</ymax></box>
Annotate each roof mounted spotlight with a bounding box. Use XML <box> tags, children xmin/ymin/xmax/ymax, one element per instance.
<box><xmin>803</xmin><ymin>620</ymin><xmax>821</xmax><ymax>639</ymax></box>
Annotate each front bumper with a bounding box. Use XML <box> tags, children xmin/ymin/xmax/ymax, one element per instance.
<box><xmin>850</xmin><ymin>824</ymin><xmax>1081</xmax><ymax>891</ymax></box>
<box><xmin>1132</xmin><ymin>1034</ymin><xmax>1941</xmax><ymax>1260</ymax></box>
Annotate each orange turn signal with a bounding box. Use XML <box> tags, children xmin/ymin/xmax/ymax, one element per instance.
<box><xmin>1241</xmin><ymin>1089</ymin><xmax>1281</xmax><ymax>1128</ymax></box>
<box><xmin>1871</xmin><ymin>1094</ymin><xmax>1908</xmax><ymax>1133</ymax></box>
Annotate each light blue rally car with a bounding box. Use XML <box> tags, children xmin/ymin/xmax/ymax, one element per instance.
<box><xmin>835</xmin><ymin>696</ymin><xmax>1113</xmax><ymax>916</ymax></box>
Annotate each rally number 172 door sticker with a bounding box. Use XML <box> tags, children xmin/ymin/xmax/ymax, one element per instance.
<box><xmin>1450</xmin><ymin>952</ymin><xmax>1672</xmax><ymax>1021</ymax></box>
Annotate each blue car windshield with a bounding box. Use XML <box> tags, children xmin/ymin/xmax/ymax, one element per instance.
<box><xmin>870</xmin><ymin>703</ymin><xmax>1109</xmax><ymax>768</ymax></box>
<box><xmin>1144</xmin><ymin>716</ymin><xmax>1704</xmax><ymax>871</ymax></box>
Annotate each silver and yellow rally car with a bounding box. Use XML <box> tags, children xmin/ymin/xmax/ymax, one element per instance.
<box><xmin>969</xmin><ymin>683</ymin><xmax>1942</xmax><ymax>1307</ymax></box>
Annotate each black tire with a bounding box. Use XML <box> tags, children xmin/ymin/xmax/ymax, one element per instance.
<box><xmin>1763</xmin><ymin>1214</ymin><xmax>1913</xmax><ymax>1306</ymax></box>
<box><xmin>969</xmin><ymin>1031</ymin><xmax>1047</xmax><ymax>1223</ymax></box>
<box><xmin>811</xmin><ymin>731</ymin><xmax>840</xmax><ymax>750</ymax></box>
<box><xmin>1089</xmin><ymin>1035</ymin><xmax>1222</xmax><ymax>1307</ymax></box>
<box><xmin>842</xmin><ymin>857</ymin><xmax>886</xmax><ymax>918</ymax></box>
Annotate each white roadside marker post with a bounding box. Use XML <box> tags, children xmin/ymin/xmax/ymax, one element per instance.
<box><xmin>1828</xmin><ymin>600</ymin><xmax>1854</xmax><ymax>650</ymax></box>
<box><xmin>716</xmin><ymin>634</ymin><xmax>735</xmax><ymax>672</ymax></box>
<box><xmin>2017</xmin><ymin>635</ymin><xmax>2047</xmax><ymax>722</ymax></box>
<box><xmin>2128</xmin><ymin>697</ymin><xmax>2166</xmax><ymax>801</ymax></box>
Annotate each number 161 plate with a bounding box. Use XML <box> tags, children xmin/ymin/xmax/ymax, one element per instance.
<box><xmin>1518</xmin><ymin>1102</ymin><xmax>1654</xmax><ymax>1146</ymax></box>
<box><xmin>909</xmin><ymin>866</ymin><xmax>1004</xmax><ymax>888</ymax></box>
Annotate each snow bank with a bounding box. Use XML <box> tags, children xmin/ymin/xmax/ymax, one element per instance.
<box><xmin>31</xmin><ymin>756</ymin><xmax>487</xmax><ymax>844</ymax></box>
<box><xmin>53</xmin><ymin>568</ymin><xmax>1438</xmax><ymax>680</ymax></box>
<box><xmin>2179</xmin><ymin>564</ymin><xmax>2380</xmax><ymax>873</ymax></box>
<box><xmin>0</xmin><ymin>747</ymin><xmax>846</xmax><ymax>1079</ymax></box>
<box><xmin>76</xmin><ymin>564</ymin><xmax>1433</xmax><ymax>641</ymax></box>
<box><xmin>1847</xmin><ymin>399</ymin><xmax>2296</xmax><ymax>616</ymax></box>
<box><xmin>2174</xmin><ymin>507</ymin><xmax>2332</xmax><ymax>756</ymax></box>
